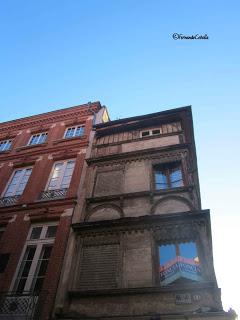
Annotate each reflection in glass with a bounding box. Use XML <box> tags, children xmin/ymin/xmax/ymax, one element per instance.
<box><xmin>159</xmin><ymin>242</ymin><xmax>202</xmax><ymax>286</ymax></box>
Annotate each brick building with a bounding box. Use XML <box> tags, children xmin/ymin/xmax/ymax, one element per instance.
<box><xmin>0</xmin><ymin>102</ymin><xmax>108</xmax><ymax>319</ymax></box>
<box><xmin>54</xmin><ymin>106</ymin><xmax>234</xmax><ymax>320</ymax></box>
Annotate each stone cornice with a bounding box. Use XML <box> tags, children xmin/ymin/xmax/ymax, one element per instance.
<box><xmin>86</xmin><ymin>186</ymin><xmax>193</xmax><ymax>204</ymax></box>
<box><xmin>72</xmin><ymin>210</ymin><xmax>210</xmax><ymax>236</ymax></box>
<box><xmin>69</xmin><ymin>281</ymin><xmax>216</xmax><ymax>297</ymax></box>
<box><xmin>0</xmin><ymin>196</ymin><xmax>77</xmax><ymax>214</ymax></box>
<box><xmin>86</xmin><ymin>144</ymin><xmax>190</xmax><ymax>165</ymax></box>
<box><xmin>0</xmin><ymin>102</ymin><xmax>101</xmax><ymax>133</ymax></box>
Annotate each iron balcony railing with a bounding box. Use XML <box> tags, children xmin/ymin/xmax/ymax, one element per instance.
<box><xmin>39</xmin><ymin>188</ymin><xmax>68</xmax><ymax>201</ymax></box>
<box><xmin>0</xmin><ymin>195</ymin><xmax>20</xmax><ymax>207</ymax></box>
<box><xmin>0</xmin><ymin>291</ymin><xmax>47</xmax><ymax>320</ymax></box>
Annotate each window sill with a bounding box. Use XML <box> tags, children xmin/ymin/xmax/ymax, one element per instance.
<box><xmin>153</xmin><ymin>185</ymin><xmax>193</xmax><ymax>195</ymax></box>
<box><xmin>53</xmin><ymin>135</ymin><xmax>87</xmax><ymax>144</ymax></box>
<box><xmin>0</xmin><ymin>150</ymin><xmax>11</xmax><ymax>154</ymax></box>
<box><xmin>16</xmin><ymin>143</ymin><xmax>47</xmax><ymax>152</ymax></box>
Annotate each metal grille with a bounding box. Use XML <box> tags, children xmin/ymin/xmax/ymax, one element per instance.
<box><xmin>39</xmin><ymin>188</ymin><xmax>67</xmax><ymax>200</ymax></box>
<box><xmin>0</xmin><ymin>195</ymin><xmax>20</xmax><ymax>207</ymax></box>
<box><xmin>0</xmin><ymin>291</ymin><xmax>45</xmax><ymax>319</ymax></box>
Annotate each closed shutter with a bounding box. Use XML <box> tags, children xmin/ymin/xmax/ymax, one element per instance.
<box><xmin>78</xmin><ymin>243</ymin><xmax>119</xmax><ymax>290</ymax></box>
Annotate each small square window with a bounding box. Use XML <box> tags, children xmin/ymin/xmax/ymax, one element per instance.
<box><xmin>141</xmin><ymin>131</ymin><xmax>150</xmax><ymax>137</ymax></box>
<box><xmin>28</xmin><ymin>133</ymin><xmax>48</xmax><ymax>146</ymax></box>
<box><xmin>152</xmin><ymin>129</ymin><xmax>160</xmax><ymax>135</ymax></box>
<box><xmin>0</xmin><ymin>140</ymin><xmax>12</xmax><ymax>152</ymax></box>
<box><xmin>154</xmin><ymin>162</ymin><xmax>183</xmax><ymax>190</ymax></box>
<box><xmin>64</xmin><ymin>126</ymin><xmax>85</xmax><ymax>139</ymax></box>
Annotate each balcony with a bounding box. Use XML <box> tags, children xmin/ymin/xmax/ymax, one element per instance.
<box><xmin>0</xmin><ymin>291</ymin><xmax>46</xmax><ymax>319</ymax></box>
<box><xmin>0</xmin><ymin>195</ymin><xmax>20</xmax><ymax>207</ymax></box>
<box><xmin>39</xmin><ymin>188</ymin><xmax>68</xmax><ymax>201</ymax></box>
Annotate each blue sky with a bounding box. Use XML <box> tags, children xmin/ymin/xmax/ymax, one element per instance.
<box><xmin>0</xmin><ymin>0</ymin><xmax>239</xmax><ymax>314</ymax></box>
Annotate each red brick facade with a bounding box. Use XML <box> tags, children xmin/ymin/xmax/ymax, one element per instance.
<box><xmin>0</xmin><ymin>102</ymin><xmax>107</xmax><ymax>319</ymax></box>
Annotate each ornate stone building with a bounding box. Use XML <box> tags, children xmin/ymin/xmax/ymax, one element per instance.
<box><xmin>0</xmin><ymin>102</ymin><xmax>108</xmax><ymax>319</ymax></box>
<box><xmin>54</xmin><ymin>106</ymin><xmax>234</xmax><ymax>320</ymax></box>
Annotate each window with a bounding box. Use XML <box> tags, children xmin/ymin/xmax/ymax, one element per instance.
<box><xmin>64</xmin><ymin>126</ymin><xmax>85</xmax><ymax>139</ymax></box>
<box><xmin>159</xmin><ymin>241</ymin><xmax>202</xmax><ymax>286</ymax></box>
<box><xmin>0</xmin><ymin>253</ymin><xmax>10</xmax><ymax>273</ymax></box>
<box><xmin>154</xmin><ymin>162</ymin><xmax>183</xmax><ymax>190</ymax></box>
<box><xmin>3</xmin><ymin>168</ymin><xmax>32</xmax><ymax>197</ymax></box>
<box><xmin>140</xmin><ymin>122</ymin><xmax>181</xmax><ymax>138</ymax></box>
<box><xmin>0</xmin><ymin>140</ymin><xmax>12</xmax><ymax>152</ymax></box>
<box><xmin>12</xmin><ymin>224</ymin><xmax>57</xmax><ymax>293</ymax></box>
<box><xmin>47</xmin><ymin>160</ymin><xmax>75</xmax><ymax>190</ymax></box>
<box><xmin>28</xmin><ymin>133</ymin><xmax>47</xmax><ymax>146</ymax></box>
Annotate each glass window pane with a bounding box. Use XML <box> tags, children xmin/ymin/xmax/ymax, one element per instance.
<box><xmin>30</xmin><ymin>227</ymin><xmax>42</xmax><ymax>240</ymax></box>
<box><xmin>170</xmin><ymin>168</ymin><xmax>183</xmax><ymax>187</ymax></box>
<box><xmin>75</xmin><ymin>126</ymin><xmax>85</xmax><ymax>136</ymax></box>
<box><xmin>46</xmin><ymin>226</ymin><xmax>57</xmax><ymax>238</ymax></box>
<box><xmin>65</xmin><ymin>128</ymin><xmax>75</xmax><ymax>138</ymax></box>
<box><xmin>38</xmin><ymin>133</ymin><xmax>47</xmax><ymax>143</ymax></box>
<box><xmin>159</xmin><ymin>244</ymin><xmax>176</xmax><ymax>266</ymax></box>
<box><xmin>155</xmin><ymin>171</ymin><xmax>168</xmax><ymax>189</ymax></box>
<box><xmin>179</xmin><ymin>242</ymin><xmax>198</xmax><ymax>260</ymax></box>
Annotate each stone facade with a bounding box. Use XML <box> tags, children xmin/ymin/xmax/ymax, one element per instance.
<box><xmin>0</xmin><ymin>102</ymin><xmax>108</xmax><ymax>319</ymax></box>
<box><xmin>54</xmin><ymin>106</ymin><xmax>234</xmax><ymax>320</ymax></box>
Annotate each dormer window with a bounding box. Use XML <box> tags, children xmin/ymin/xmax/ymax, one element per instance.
<box><xmin>64</xmin><ymin>126</ymin><xmax>85</xmax><ymax>139</ymax></box>
<box><xmin>28</xmin><ymin>133</ymin><xmax>48</xmax><ymax>145</ymax></box>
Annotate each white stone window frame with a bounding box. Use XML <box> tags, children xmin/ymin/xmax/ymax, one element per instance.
<box><xmin>0</xmin><ymin>139</ymin><xmax>12</xmax><ymax>152</ymax></box>
<box><xmin>45</xmin><ymin>159</ymin><xmax>76</xmax><ymax>191</ymax></box>
<box><xmin>10</xmin><ymin>223</ymin><xmax>58</xmax><ymax>293</ymax></box>
<box><xmin>28</xmin><ymin>132</ymin><xmax>48</xmax><ymax>146</ymax></box>
<box><xmin>64</xmin><ymin>125</ymin><xmax>85</xmax><ymax>139</ymax></box>
<box><xmin>2</xmin><ymin>167</ymin><xmax>33</xmax><ymax>198</ymax></box>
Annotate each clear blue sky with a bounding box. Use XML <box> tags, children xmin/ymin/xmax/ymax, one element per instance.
<box><xmin>0</xmin><ymin>0</ymin><xmax>239</xmax><ymax>314</ymax></box>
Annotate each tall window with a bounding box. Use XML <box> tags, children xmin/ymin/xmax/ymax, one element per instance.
<box><xmin>64</xmin><ymin>126</ymin><xmax>85</xmax><ymax>139</ymax></box>
<box><xmin>47</xmin><ymin>160</ymin><xmax>75</xmax><ymax>190</ymax></box>
<box><xmin>3</xmin><ymin>168</ymin><xmax>32</xmax><ymax>197</ymax></box>
<box><xmin>13</xmin><ymin>225</ymin><xmax>57</xmax><ymax>293</ymax></box>
<box><xmin>154</xmin><ymin>162</ymin><xmax>183</xmax><ymax>190</ymax></box>
<box><xmin>159</xmin><ymin>241</ymin><xmax>202</xmax><ymax>286</ymax></box>
<box><xmin>0</xmin><ymin>140</ymin><xmax>12</xmax><ymax>152</ymax></box>
<box><xmin>28</xmin><ymin>133</ymin><xmax>48</xmax><ymax>146</ymax></box>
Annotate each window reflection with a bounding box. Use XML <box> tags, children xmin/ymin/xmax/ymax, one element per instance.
<box><xmin>159</xmin><ymin>242</ymin><xmax>202</xmax><ymax>286</ymax></box>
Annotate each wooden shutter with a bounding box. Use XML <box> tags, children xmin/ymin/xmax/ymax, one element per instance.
<box><xmin>78</xmin><ymin>243</ymin><xmax>119</xmax><ymax>290</ymax></box>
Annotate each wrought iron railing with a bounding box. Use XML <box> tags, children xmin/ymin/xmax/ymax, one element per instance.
<box><xmin>0</xmin><ymin>291</ymin><xmax>46</xmax><ymax>319</ymax></box>
<box><xmin>39</xmin><ymin>188</ymin><xmax>68</xmax><ymax>201</ymax></box>
<box><xmin>0</xmin><ymin>195</ymin><xmax>20</xmax><ymax>207</ymax></box>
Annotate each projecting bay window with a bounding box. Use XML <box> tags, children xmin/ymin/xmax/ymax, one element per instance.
<box><xmin>40</xmin><ymin>160</ymin><xmax>76</xmax><ymax>200</ymax></box>
<box><xmin>28</xmin><ymin>133</ymin><xmax>48</xmax><ymax>146</ymax></box>
<box><xmin>0</xmin><ymin>140</ymin><xmax>12</xmax><ymax>152</ymax></box>
<box><xmin>154</xmin><ymin>162</ymin><xmax>184</xmax><ymax>190</ymax></box>
<box><xmin>12</xmin><ymin>224</ymin><xmax>57</xmax><ymax>293</ymax></box>
<box><xmin>64</xmin><ymin>126</ymin><xmax>85</xmax><ymax>139</ymax></box>
<box><xmin>159</xmin><ymin>241</ymin><xmax>202</xmax><ymax>286</ymax></box>
<box><xmin>0</xmin><ymin>168</ymin><xmax>32</xmax><ymax>206</ymax></box>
